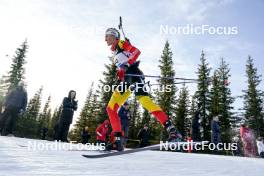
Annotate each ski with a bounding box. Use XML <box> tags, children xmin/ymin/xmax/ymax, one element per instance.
<box><xmin>82</xmin><ymin>141</ymin><xmax>208</xmax><ymax>158</ymax></box>
<box><xmin>82</xmin><ymin>144</ymin><xmax>161</xmax><ymax>158</ymax></box>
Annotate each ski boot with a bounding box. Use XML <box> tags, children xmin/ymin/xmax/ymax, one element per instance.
<box><xmin>164</xmin><ymin>120</ymin><xmax>182</xmax><ymax>142</ymax></box>
<box><xmin>114</xmin><ymin>132</ymin><xmax>124</xmax><ymax>151</ymax></box>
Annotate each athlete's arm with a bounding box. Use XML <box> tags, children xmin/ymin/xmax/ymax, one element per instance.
<box><xmin>122</xmin><ymin>40</ymin><xmax>141</xmax><ymax>65</ymax></box>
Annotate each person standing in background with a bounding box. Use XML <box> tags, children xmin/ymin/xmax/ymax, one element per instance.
<box><xmin>118</xmin><ymin>102</ymin><xmax>130</xmax><ymax>147</ymax></box>
<box><xmin>192</xmin><ymin>106</ymin><xmax>201</xmax><ymax>142</ymax></box>
<box><xmin>137</xmin><ymin>124</ymin><xmax>150</xmax><ymax>147</ymax></box>
<box><xmin>81</xmin><ymin>126</ymin><xmax>91</xmax><ymax>144</ymax></box>
<box><xmin>56</xmin><ymin>90</ymin><xmax>78</xmax><ymax>142</ymax></box>
<box><xmin>0</xmin><ymin>81</ymin><xmax>27</xmax><ymax>136</ymax></box>
<box><xmin>211</xmin><ymin>116</ymin><xmax>221</xmax><ymax>145</ymax></box>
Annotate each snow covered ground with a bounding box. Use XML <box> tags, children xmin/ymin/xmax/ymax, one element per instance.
<box><xmin>0</xmin><ymin>136</ymin><xmax>263</xmax><ymax>176</ymax></box>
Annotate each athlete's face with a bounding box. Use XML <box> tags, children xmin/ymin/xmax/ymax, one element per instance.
<box><xmin>105</xmin><ymin>34</ymin><xmax>116</xmax><ymax>46</ymax></box>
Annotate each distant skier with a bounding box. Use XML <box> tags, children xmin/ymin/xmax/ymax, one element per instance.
<box><xmin>0</xmin><ymin>81</ymin><xmax>27</xmax><ymax>136</ymax></box>
<box><xmin>56</xmin><ymin>90</ymin><xmax>78</xmax><ymax>142</ymax></box>
<box><xmin>104</xmin><ymin>27</ymin><xmax>180</xmax><ymax>151</ymax></box>
<box><xmin>96</xmin><ymin>120</ymin><xmax>110</xmax><ymax>145</ymax></box>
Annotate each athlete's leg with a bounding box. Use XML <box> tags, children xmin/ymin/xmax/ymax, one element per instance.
<box><xmin>135</xmin><ymin>80</ymin><xmax>181</xmax><ymax>141</ymax></box>
<box><xmin>136</xmin><ymin>95</ymin><xmax>180</xmax><ymax>141</ymax></box>
<box><xmin>136</xmin><ymin>95</ymin><xmax>168</xmax><ymax>125</ymax></box>
<box><xmin>106</xmin><ymin>89</ymin><xmax>131</xmax><ymax>133</ymax></box>
<box><xmin>106</xmin><ymin>87</ymin><xmax>131</xmax><ymax>151</ymax></box>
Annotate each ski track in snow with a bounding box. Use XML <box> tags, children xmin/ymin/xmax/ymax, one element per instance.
<box><xmin>0</xmin><ymin>136</ymin><xmax>263</xmax><ymax>176</ymax></box>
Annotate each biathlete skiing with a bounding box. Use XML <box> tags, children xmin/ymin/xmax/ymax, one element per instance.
<box><xmin>104</xmin><ymin>19</ymin><xmax>181</xmax><ymax>151</ymax></box>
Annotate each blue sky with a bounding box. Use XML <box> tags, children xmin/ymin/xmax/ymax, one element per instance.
<box><xmin>0</xmin><ymin>0</ymin><xmax>263</xmax><ymax>122</ymax></box>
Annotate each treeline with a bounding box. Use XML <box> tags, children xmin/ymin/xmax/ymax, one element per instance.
<box><xmin>0</xmin><ymin>40</ymin><xmax>263</xmax><ymax>143</ymax></box>
<box><xmin>0</xmin><ymin>41</ymin><xmax>61</xmax><ymax>139</ymax></box>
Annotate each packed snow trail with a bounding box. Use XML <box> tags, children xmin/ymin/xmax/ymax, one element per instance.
<box><xmin>0</xmin><ymin>136</ymin><xmax>263</xmax><ymax>176</ymax></box>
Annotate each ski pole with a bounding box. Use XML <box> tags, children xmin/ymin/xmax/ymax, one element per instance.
<box><xmin>149</xmin><ymin>81</ymin><xmax>199</xmax><ymax>86</ymax></box>
<box><xmin>125</xmin><ymin>73</ymin><xmax>198</xmax><ymax>81</ymax></box>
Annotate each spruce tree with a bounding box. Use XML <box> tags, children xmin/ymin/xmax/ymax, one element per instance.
<box><xmin>45</xmin><ymin>109</ymin><xmax>52</xmax><ymax>138</ymax></box>
<box><xmin>217</xmin><ymin>58</ymin><xmax>234</xmax><ymax>142</ymax></box>
<box><xmin>0</xmin><ymin>75</ymin><xmax>8</xmax><ymax>112</ymax></box>
<box><xmin>155</xmin><ymin>41</ymin><xmax>177</xmax><ymax>141</ymax></box>
<box><xmin>38</xmin><ymin>96</ymin><xmax>52</xmax><ymax>138</ymax></box>
<box><xmin>129</xmin><ymin>95</ymin><xmax>141</xmax><ymax>139</ymax></box>
<box><xmin>156</xmin><ymin>41</ymin><xmax>177</xmax><ymax>118</ymax></box>
<box><xmin>175</xmin><ymin>86</ymin><xmax>191</xmax><ymax>139</ymax></box>
<box><xmin>141</xmin><ymin>109</ymin><xmax>151</xmax><ymax>127</ymax></box>
<box><xmin>209</xmin><ymin>70</ymin><xmax>221</xmax><ymax>119</ymax></box>
<box><xmin>195</xmin><ymin>51</ymin><xmax>211</xmax><ymax>141</ymax></box>
<box><xmin>189</xmin><ymin>96</ymin><xmax>197</xmax><ymax>119</ymax></box>
<box><xmin>15</xmin><ymin>87</ymin><xmax>43</xmax><ymax>138</ymax></box>
<box><xmin>7</xmin><ymin>40</ymin><xmax>28</xmax><ymax>91</ymax></box>
<box><xmin>148</xmin><ymin>115</ymin><xmax>163</xmax><ymax>141</ymax></box>
<box><xmin>229</xmin><ymin>111</ymin><xmax>243</xmax><ymax>137</ymax></box>
<box><xmin>47</xmin><ymin>106</ymin><xmax>62</xmax><ymax>139</ymax></box>
<box><xmin>243</xmin><ymin>56</ymin><xmax>264</xmax><ymax>137</ymax></box>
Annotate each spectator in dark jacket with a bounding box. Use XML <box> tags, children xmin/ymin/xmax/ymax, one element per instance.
<box><xmin>137</xmin><ymin>124</ymin><xmax>150</xmax><ymax>147</ymax></box>
<box><xmin>0</xmin><ymin>82</ymin><xmax>27</xmax><ymax>136</ymax></box>
<box><xmin>56</xmin><ymin>90</ymin><xmax>78</xmax><ymax>142</ymax></box>
<box><xmin>211</xmin><ymin>116</ymin><xmax>221</xmax><ymax>145</ymax></box>
<box><xmin>81</xmin><ymin>126</ymin><xmax>91</xmax><ymax>144</ymax></box>
<box><xmin>192</xmin><ymin>109</ymin><xmax>201</xmax><ymax>141</ymax></box>
<box><xmin>118</xmin><ymin>102</ymin><xmax>130</xmax><ymax>146</ymax></box>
